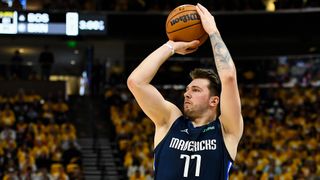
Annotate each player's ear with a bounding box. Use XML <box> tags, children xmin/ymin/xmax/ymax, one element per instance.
<box><xmin>209</xmin><ymin>96</ymin><xmax>219</xmax><ymax>107</ymax></box>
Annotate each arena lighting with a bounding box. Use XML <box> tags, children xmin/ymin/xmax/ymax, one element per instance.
<box><xmin>2</xmin><ymin>0</ymin><xmax>27</xmax><ymax>9</ymax></box>
<box><xmin>0</xmin><ymin>10</ymin><xmax>106</xmax><ymax>36</ymax></box>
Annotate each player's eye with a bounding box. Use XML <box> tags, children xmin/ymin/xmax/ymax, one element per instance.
<box><xmin>193</xmin><ymin>88</ymin><xmax>200</xmax><ymax>92</ymax></box>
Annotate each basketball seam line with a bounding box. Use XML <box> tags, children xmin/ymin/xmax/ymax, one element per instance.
<box><xmin>166</xmin><ymin>23</ymin><xmax>202</xmax><ymax>34</ymax></box>
<box><xmin>197</xmin><ymin>32</ymin><xmax>207</xmax><ymax>39</ymax></box>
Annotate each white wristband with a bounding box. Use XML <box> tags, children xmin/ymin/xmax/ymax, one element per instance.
<box><xmin>164</xmin><ymin>43</ymin><xmax>175</xmax><ymax>55</ymax></box>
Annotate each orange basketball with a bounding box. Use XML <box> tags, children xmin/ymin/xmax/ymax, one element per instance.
<box><xmin>166</xmin><ymin>4</ymin><xmax>208</xmax><ymax>45</ymax></box>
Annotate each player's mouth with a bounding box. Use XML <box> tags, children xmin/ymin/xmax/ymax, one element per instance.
<box><xmin>184</xmin><ymin>101</ymin><xmax>192</xmax><ymax>105</ymax></box>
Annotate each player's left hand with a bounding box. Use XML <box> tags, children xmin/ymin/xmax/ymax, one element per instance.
<box><xmin>196</xmin><ymin>3</ymin><xmax>218</xmax><ymax>35</ymax></box>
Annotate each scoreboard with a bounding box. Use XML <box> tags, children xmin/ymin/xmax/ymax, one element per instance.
<box><xmin>0</xmin><ymin>11</ymin><xmax>18</xmax><ymax>34</ymax></box>
<box><xmin>0</xmin><ymin>11</ymin><xmax>106</xmax><ymax>36</ymax></box>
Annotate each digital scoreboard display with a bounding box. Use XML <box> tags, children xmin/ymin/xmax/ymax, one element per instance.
<box><xmin>79</xmin><ymin>13</ymin><xmax>106</xmax><ymax>35</ymax></box>
<box><xmin>0</xmin><ymin>11</ymin><xmax>18</xmax><ymax>34</ymax></box>
<box><xmin>0</xmin><ymin>11</ymin><xmax>106</xmax><ymax>36</ymax></box>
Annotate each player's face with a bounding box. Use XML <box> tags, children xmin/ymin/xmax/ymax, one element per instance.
<box><xmin>183</xmin><ymin>78</ymin><xmax>211</xmax><ymax>118</ymax></box>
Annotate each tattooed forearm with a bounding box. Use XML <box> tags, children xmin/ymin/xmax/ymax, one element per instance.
<box><xmin>209</xmin><ymin>32</ymin><xmax>234</xmax><ymax>72</ymax></box>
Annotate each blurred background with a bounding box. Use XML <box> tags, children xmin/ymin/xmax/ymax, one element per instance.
<box><xmin>0</xmin><ymin>0</ymin><xmax>319</xmax><ymax>179</ymax></box>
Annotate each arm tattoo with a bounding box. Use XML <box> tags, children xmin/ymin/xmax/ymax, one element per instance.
<box><xmin>209</xmin><ymin>32</ymin><xmax>233</xmax><ymax>72</ymax></box>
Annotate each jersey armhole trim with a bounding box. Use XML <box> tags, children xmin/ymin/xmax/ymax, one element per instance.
<box><xmin>154</xmin><ymin>115</ymin><xmax>183</xmax><ymax>151</ymax></box>
<box><xmin>218</xmin><ymin>118</ymin><xmax>235</xmax><ymax>163</ymax></box>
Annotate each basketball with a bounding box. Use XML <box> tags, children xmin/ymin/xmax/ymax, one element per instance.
<box><xmin>166</xmin><ymin>4</ymin><xmax>208</xmax><ymax>45</ymax></box>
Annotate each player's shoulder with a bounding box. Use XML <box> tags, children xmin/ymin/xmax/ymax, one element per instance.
<box><xmin>170</xmin><ymin>115</ymin><xmax>187</xmax><ymax>128</ymax></box>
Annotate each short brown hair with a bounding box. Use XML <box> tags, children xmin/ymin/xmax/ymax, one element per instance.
<box><xmin>189</xmin><ymin>68</ymin><xmax>221</xmax><ymax>96</ymax></box>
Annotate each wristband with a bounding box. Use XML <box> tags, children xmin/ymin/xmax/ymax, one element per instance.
<box><xmin>164</xmin><ymin>43</ymin><xmax>175</xmax><ymax>55</ymax></box>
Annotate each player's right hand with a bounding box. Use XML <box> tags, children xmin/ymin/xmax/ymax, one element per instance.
<box><xmin>168</xmin><ymin>40</ymin><xmax>200</xmax><ymax>55</ymax></box>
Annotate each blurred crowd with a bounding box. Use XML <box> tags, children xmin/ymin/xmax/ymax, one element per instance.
<box><xmin>105</xmin><ymin>88</ymin><xmax>154</xmax><ymax>180</ymax></box>
<box><xmin>0</xmin><ymin>90</ymin><xmax>83</xmax><ymax>180</ymax></box>
<box><xmin>232</xmin><ymin>85</ymin><xmax>320</xmax><ymax>179</ymax></box>
<box><xmin>1</xmin><ymin>0</ymin><xmax>319</xmax><ymax>11</ymax></box>
<box><xmin>238</xmin><ymin>55</ymin><xmax>320</xmax><ymax>87</ymax></box>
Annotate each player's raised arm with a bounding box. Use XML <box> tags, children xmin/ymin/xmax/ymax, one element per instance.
<box><xmin>196</xmin><ymin>3</ymin><xmax>243</xmax><ymax>159</ymax></box>
<box><xmin>127</xmin><ymin>40</ymin><xmax>199</xmax><ymax>127</ymax></box>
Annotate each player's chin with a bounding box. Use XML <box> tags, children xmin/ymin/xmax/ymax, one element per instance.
<box><xmin>183</xmin><ymin>108</ymin><xmax>191</xmax><ymax>116</ymax></box>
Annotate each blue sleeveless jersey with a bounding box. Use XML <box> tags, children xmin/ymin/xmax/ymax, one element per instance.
<box><xmin>154</xmin><ymin>116</ymin><xmax>233</xmax><ymax>180</ymax></box>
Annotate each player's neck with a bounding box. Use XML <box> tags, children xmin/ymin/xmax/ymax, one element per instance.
<box><xmin>191</xmin><ymin>114</ymin><xmax>217</xmax><ymax>127</ymax></box>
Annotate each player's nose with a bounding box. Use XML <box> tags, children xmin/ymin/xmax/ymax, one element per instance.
<box><xmin>184</xmin><ymin>91</ymin><xmax>191</xmax><ymax>99</ymax></box>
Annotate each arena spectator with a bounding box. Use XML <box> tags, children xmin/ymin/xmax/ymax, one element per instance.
<box><xmin>38</xmin><ymin>45</ymin><xmax>55</xmax><ymax>80</ymax></box>
<box><xmin>10</xmin><ymin>50</ymin><xmax>24</xmax><ymax>80</ymax></box>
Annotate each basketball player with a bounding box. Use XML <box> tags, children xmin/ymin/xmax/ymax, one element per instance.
<box><xmin>127</xmin><ymin>3</ymin><xmax>243</xmax><ymax>179</ymax></box>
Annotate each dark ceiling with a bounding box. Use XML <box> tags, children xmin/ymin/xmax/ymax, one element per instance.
<box><xmin>106</xmin><ymin>10</ymin><xmax>320</xmax><ymax>58</ymax></box>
